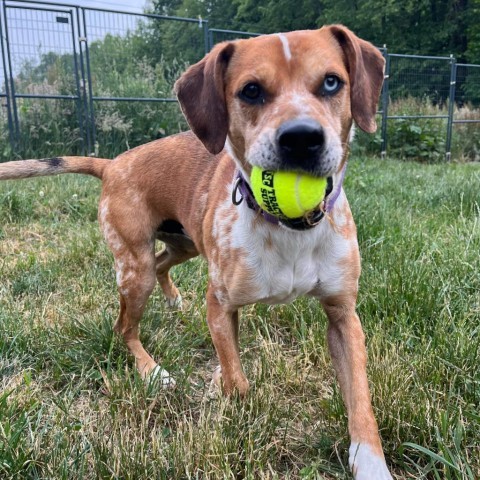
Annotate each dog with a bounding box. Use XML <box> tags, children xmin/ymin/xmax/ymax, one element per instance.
<box><xmin>0</xmin><ymin>25</ymin><xmax>391</xmax><ymax>479</ymax></box>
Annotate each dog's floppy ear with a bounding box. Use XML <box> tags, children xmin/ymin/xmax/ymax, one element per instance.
<box><xmin>326</xmin><ymin>25</ymin><xmax>385</xmax><ymax>133</ymax></box>
<box><xmin>174</xmin><ymin>42</ymin><xmax>235</xmax><ymax>155</ymax></box>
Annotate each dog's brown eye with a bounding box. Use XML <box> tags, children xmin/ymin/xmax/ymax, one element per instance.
<box><xmin>239</xmin><ymin>83</ymin><xmax>264</xmax><ymax>104</ymax></box>
<box><xmin>322</xmin><ymin>75</ymin><xmax>342</xmax><ymax>95</ymax></box>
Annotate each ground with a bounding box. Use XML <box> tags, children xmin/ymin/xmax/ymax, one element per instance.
<box><xmin>0</xmin><ymin>157</ymin><xmax>479</xmax><ymax>479</ymax></box>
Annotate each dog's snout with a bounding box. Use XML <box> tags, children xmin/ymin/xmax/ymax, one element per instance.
<box><xmin>277</xmin><ymin>120</ymin><xmax>325</xmax><ymax>161</ymax></box>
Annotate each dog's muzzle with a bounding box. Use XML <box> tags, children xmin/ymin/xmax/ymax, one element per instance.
<box><xmin>277</xmin><ymin>119</ymin><xmax>325</xmax><ymax>173</ymax></box>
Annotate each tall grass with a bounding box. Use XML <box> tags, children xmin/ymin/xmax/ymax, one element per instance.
<box><xmin>0</xmin><ymin>56</ymin><xmax>188</xmax><ymax>161</ymax></box>
<box><xmin>353</xmin><ymin>97</ymin><xmax>480</xmax><ymax>162</ymax></box>
<box><xmin>0</xmin><ymin>156</ymin><xmax>478</xmax><ymax>478</ymax></box>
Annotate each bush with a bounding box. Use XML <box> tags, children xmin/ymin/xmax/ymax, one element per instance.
<box><xmin>0</xmin><ymin>33</ymin><xmax>188</xmax><ymax>162</ymax></box>
<box><xmin>353</xmin><ymin>97</ymin><xmax>480</xmax><ymax>162</ymax></box>
<box><xmin>451</xmin><ymin>105</ymin><xmax>480</xmax><ymax>161</ymax></box>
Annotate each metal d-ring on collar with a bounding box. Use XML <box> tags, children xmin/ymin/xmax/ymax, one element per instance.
<box><xmin>231</xmin><ymin>169</ymin><xmax>343</xmax><ymax>231</ymax></box>
<box><xmin>232</xmin><ymin>176</ymin><xmax>243</xmax><ymax>206</ymax></box>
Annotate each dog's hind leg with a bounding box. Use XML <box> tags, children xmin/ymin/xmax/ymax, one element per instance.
<box><xmin>99</xmin><ymin>196</ymin><xmax>174</xmax><ymax>385</ymax></box>
<box><xmin>156</xmin><ymin>226</ymin><xmax>199</xmax><ymax>309</ymax></box>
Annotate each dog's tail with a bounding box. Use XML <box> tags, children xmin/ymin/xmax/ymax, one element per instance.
<box><xmin>0</xmin><ymin>156</ymin><xmax>110</xmax><ymax>181</ymax></box>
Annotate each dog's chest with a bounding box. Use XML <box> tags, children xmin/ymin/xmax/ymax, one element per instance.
<box><xmin>245</xmin><ymin>233</ymin><xmax>323</xmax><ymax>304</ymax></box>
<box><xmin>210</xmin><ymin>198</ymin><xmax>353</xmax><ymax>307</ymax></box>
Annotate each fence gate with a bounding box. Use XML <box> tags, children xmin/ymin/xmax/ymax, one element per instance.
<box><xmin>1</xmin><ymin>1</ymin><xmax>86</xmax><ymax>157</ymax></box>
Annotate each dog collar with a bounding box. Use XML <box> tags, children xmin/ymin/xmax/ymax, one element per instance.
<box><xmin>232</xmin><ymin>166</ymin><xmax>346</xmax><ymax>231</ymax></box>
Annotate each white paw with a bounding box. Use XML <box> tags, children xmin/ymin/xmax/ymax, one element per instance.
<box><xmin>349</xmin><ymin>442</ymin><xmax>393</xmax><ymax>480</ymax></box>
<box><xmin>165</xmin><ymin>294</ymin><xmax>182</xmax><ymax>309</ymax></box>
<box><xmin>207</xmin><ymin>366</ymin><xmax>222</xmax><ymax>398</ymax></box>
<box><xmin>147</xmin><ymin>365</ymin><xmax>176</xmax><ymax>388</ymax></box>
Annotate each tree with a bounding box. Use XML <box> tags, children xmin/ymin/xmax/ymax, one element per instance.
<box><xmin>466</xmin><ymin>0</ymin><xmax>480</xmax><ymax>63</ymax></box>
<box><xmin>151</xmin><ymin>0</ymin><xmax>473</xmax><ymax>60</ymax></box>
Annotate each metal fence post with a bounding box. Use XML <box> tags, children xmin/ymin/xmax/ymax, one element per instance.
<box><xmin>445</xmin><ymin>55</ymin><xmax>456</xmax><ymax>162</ymax></box>
<box><xmin>200</xmin><ymin>17</ymin><xmax>209</xmax><ymax>55</ymax></box>
<box><xmin>0</xmin><ymin>0</ymin><xmax>15</xmax><ymax>153</ymax></box>
<box><xmin>2</xmin><ymin>0</ymin><xmax>19</xmax><ymax>148</ymax></box>
<box><xmin>75</xmin><ymin>6</ymin><xmax>92</xmax><ymax>156</ymax></box>
<box><xmin>381</xmin><ymin>47</ymin><xmax>390</xmax><ymax>159</ymax></box>
<box><xmin>81</xmin><ymin>7</ymin><xmax>96</xmax><ymax>156</ymax></box>
<box><xmin>208</xmin><ymin>28</ymin><xmax>214</xmax><ymax>51</ymax></box>
<box><xmin>69</xmin><ymin>7</ymin><xmax>86</xmax><ymax>156</ymax></box>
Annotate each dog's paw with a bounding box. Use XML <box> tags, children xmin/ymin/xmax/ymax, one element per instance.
<box><xmin>208</xmin><ymin>366</ymin><xmax>250</xmax><ymax>398</ymax></box>
<box><xmin>165</xmin><ymin>294</ymin><xmax>183</xmax><ymax>309</ymax></box>
<box><xmin>147</xmin><ymin>365</ymin><xmax>176</xmax><ymax>389</ymax></box>
<box><xmin>349</xmin><ymin>442</ymin><xmax>393</xmax><ymax>480</ymax></box>
<box><xmin>207</xmin><ymin>366</ymin><xmax>223</xmax><ymax>398</ymax></box>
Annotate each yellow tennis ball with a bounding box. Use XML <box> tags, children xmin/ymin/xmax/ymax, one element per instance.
<box><xmin>250</xmin><ymin>167</ymin><xmax>327</xmax><ymax>219</ymax></box>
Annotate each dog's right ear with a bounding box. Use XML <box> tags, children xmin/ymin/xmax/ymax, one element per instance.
<box><xmin>174</xmin><ymin>42</ymin><xmax>235</xmax><ymax>155</ymax></box>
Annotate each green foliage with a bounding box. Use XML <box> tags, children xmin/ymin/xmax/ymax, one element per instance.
<box><xmin>87</xmin><ymin>32</ymin><xmax>189</xmax><ymax>156</ymax></box>
<box><xmin>353</xmin><ymin>97</ymin><xmax>480</xmax><ymax>162</ymax></box>
<box><xmin>466</xmin><ymin>0</ymin><xmax>480</xmax><ymax>63</ymax></box>
<box><xmin>0</xmin><ymin>26</ymin><xmax>188</xmax><ymax>161</ymax></box>
<box><xmin>231</xmin><ymin>0</ymin><xmax>322</xmax><ymax>32</ymax></box>
<box><xmin>153</xmin><ymin>0</ymin><xmax>470</xmax><ymax>60</ymax></box>
<box><xmin>387</xmin><ymin>119</ymin><xmax>446</xmax><ymax>162</ymax></box>
<box><xmin>318</xmin><ymin>0</ymin><xmax>468</xmax><ymax>57</ymax></box>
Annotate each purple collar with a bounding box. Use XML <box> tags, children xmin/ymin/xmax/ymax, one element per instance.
<box><xmin>232</xmin><ymin>164</ymin><xmax>347</xmax><ymax>230</ymax></box>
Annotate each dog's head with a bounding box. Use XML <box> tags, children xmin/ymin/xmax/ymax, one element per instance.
<box><xmin>175</xmin><ymin>25</ymin><xmax>384</xmax><ymax>178</ymax></box>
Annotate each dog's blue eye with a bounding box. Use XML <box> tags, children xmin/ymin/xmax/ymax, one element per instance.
<box><xmin>323</xmin><ymin>75</ymin><xmax>342</xmax><ymax>95</ymax></box>
<box><xmin>239</xmin><ymin>83</ymin><xmax>264</xmax><ymax>104</ymax></box>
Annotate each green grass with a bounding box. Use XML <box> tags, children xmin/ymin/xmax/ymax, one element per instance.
<box><xmin>0</xmin><ymin>157</ymin><xmax>479</xmax><ymax>479</ymax></box>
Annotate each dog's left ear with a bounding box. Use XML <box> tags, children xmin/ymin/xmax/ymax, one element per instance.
<box><xmin>326</xmin><ymin>25</ymin><xmax>385</xmax><ymax>133</ymax></box>
<box><xmin>174</xmin><ymin>42</ymin><xmax>235</xmax><ymax>155</ymax></box>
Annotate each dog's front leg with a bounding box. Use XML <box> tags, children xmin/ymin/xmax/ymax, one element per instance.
<box><xmin>206</xmin><ymin>283</ymin><xmax>249</xmax><ymax>397</ymax></box>
<box><xmin>321</xmin><ymin>296</ymin><xmax>393</xmax><ymax>480</ymax></box>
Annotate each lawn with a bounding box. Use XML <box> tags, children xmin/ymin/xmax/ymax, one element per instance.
<box><xmin>0</xmin><ymin>156</ymin><xmax>479</xmax><ymax>479</ymax></box>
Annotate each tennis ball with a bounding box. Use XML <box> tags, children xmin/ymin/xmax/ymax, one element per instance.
<box><xmin>250</xmin><ymin>167</ymin><xmax>327</xmax><ymax>219</ymax></box>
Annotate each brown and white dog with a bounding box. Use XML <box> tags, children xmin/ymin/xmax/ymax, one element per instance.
<box><xmin>0</xmin><ymin>26</ymin><xmax>392</xmax><ymax>479</ymax></box>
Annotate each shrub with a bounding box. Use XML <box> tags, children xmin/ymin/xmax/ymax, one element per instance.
<box><xmin>353</xmin><ymin>97</ymin><xmax>480</xmax><ymax>162</ymax></box>
<box><xmin>451</xmin><ymin>105</ymin><xmax>480</xmax><ymax>161</ymax></box>
<box><xmin>0</xmin><ymin>34</ymin><xmax>188</xmax><ymax>162</ymax></box>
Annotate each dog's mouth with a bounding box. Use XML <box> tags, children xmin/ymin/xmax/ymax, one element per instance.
<box><xmin>233</xmin><ymin>170</ymin><xmax>335</xmax><ymax>230</ymax></box>
<box><xmin>322</xmin><ymin>175</ymin><xmax>334</xmax><ymax>204</ymax></box>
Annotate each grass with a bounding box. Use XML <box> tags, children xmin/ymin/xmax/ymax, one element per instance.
<box><xmin>0</xmin><ymin>156</ymin><xmax>479</xmax><ymax>479</ymax></box>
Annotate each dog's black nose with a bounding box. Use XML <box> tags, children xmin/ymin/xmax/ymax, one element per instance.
<box><xmin>277</xmin><ymin>119</ymin><xmax>325</xmax><ymax>165</ymax></box>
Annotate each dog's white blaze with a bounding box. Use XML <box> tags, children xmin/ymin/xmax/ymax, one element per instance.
<box><xmin>288</xmin><ymin>93</ymin><xmax>314</xmax><ymax>115</ymax></box>
<box><xmin>278</xmin><ymin>33</ymin><xmax>292</xmax><ymax>61</ymax></box>
<box><xmin>349</xmin><ymin>443</ymin><xmax>393</xmax><ymax>480</ymax></box>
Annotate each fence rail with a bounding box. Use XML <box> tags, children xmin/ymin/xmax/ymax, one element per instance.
<box><xmin>1</xmin><ymin>0</ymin><xmax>479</xmax><ymax>161</ymax></box>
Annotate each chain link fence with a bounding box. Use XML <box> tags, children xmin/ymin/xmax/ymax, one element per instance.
<box><xmin>1</xmin><ymin>0</ymin><xmax>479</xmax><ymax>161</ymax></box>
